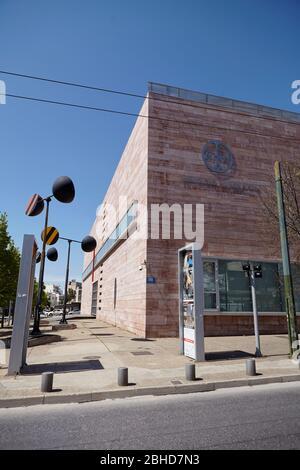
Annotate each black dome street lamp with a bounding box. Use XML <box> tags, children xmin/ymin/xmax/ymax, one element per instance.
<box><xmin>25</xmin><ymin>176</ymin><xmax>75</xmax><ymax>336</ymax></box>
<box><xmin>47</xmin><ymin>247</ymin><xmax>58</xmax><ymax>262</ymax></box>
<box><xmin>59</xmin><ymin>235</ymin><xmax>97</xmax><ymax>325</ymax></box>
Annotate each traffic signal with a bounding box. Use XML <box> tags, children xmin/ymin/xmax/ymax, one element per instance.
<box><xmin>242</xmin><ymin>263</ymin><xmax>251</xmax><ymax>272</ymax></box>
<box><xmin>254</xmin><ymin>264</ymin><xmax>262</xmax><ymax>278</ymax></box>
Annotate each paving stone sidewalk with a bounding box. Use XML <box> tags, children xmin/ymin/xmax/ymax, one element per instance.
<box><xmin>0</xmin><ymin>318</ymin><xmax>299</xmax><ymax>407</ymax></box>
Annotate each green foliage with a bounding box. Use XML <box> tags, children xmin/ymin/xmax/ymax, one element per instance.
<box><xmin>0</xmin><ymin>212</ymin><xmax>20</xmax><ymax>308</ymax></box>
<box><xmin>67</xmin><ymin>288</ymin><xmax>76</xmax><ymax>303</ymax></box>
<box><xmin>32</xmin><ymin>280</ymin><xmax>49</xmax><ymax>311</ymax></box>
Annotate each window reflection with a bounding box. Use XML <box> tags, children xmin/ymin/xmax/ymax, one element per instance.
<box><xmin>203</xmin><ymin>259</ymin><xmax>300</xmax><ymax>313</ymax></box>
<box><xmin>203</xmin><ymin>261</ymin><xmax>217</xmax><ymax>309</ymax></box>
<box><xmin>218</xmin><ymin>260</ymin><xmax>252</xmax><ymax>312</ymax></box>
<box><xmin>254</xmin><ymin>262</ymin><xmax>284</xmax><ymax>312</ymax></box>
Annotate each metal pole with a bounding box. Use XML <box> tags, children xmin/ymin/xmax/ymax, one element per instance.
<box><xmin>8</xmin><ymin>300</ymin><xmax>13</xmax><ymax>327</ymax></box>
<box><xmin>274</xmin><ymin>161</ymin><xmax>299</xmax><ymax>356</ymax></box>
<box><xmin>178</xmin><ymin>249</ymin><xmax>184</xmax><ymax>355</ymax></box>
<box><xmin>60</xmin><ymin>239</ymin><xmax>72</xmax><ymax>324</ymax></box>
<box><xmin>31</xmin><ymin>197</ymin><xmax>51</xmax><ymax>336</ymax></box>
<box><xmin>249</xmin><ymin>264</ymin><xmax>262</xmax><ymax>357</ymax></box>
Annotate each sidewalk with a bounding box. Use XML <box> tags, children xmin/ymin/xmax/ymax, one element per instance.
<box><xmin>0</xmin><ymin>318</ymin><xmax>299</xmax><ymax>407</ymax></box>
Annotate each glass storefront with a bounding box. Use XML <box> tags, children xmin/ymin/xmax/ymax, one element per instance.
<box><xmin>203</xmin><ymin>259</ymin><xmax>300</xmax><ymax>313</ymax></box>
<box><xmin>218</xmin><ymin>260</ymin><xmax>252</xmax><ymax>312</ymax></box>
<box><xmin>203</xmin><ymin>261</ymin><xmax>217</xmax><ymax>309</ymax></box>
<box><xmin>255</xmin><ymin>262</ymin><xmax>284</xmax><ymax>312</ymax></box>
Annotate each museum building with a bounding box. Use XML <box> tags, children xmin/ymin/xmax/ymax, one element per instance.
<box><xmin>81</xmin><ymin>82</ymin><xmax>300</xmax><ymax>337</ymax></box>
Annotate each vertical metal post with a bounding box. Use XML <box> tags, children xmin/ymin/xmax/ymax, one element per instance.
<box><xmin>193</xmin><ymin>248</ymin><xmax>205</xmax><ymax>361</ymax></box>
<box><xmin>8</xmin><ymin>300</ymin><xmax>13</xmax><ymax>326</ymax></box>
<box><xmin>8</xmin><ymin>235</ymin><xmax>37</xmax><ymax>375</ymax></box>
<box><xmin>178</xmin><ymin>249</ymin><xmax>184</xmax><ymax>355</ymax></box>
<box><xmin>250</xmin><ymin>264</ymin><xmax>262</xmax><ymax>357</ymax></box>
<box><xmin>60</xmin><ymin>240</ymin><xmax>72</xmax><ymax>324</ymax></box>
<box><xmin>31</xmin><ymin>197</ymin><xmax>51</xmax><ymax>336</ymax></box>
<box><xmin>274</xmin><ymin>161</ymin><xmax>299</xmax><ymax>356</ymax></box>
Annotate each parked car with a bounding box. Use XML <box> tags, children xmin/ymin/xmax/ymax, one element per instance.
<box><xmin>41</xmin><ymin>309</ymin><xmax>52</xmax><ymax>318</ymax></box>
<box><xmin>53</xmin><ymin>308</ymin><xmax>63</xmax><ymax>315</ymax></box>
<box><xmin>68</xmin><ymin>310</ymin><xmax>81</xmax><ymax>316</ymax></box>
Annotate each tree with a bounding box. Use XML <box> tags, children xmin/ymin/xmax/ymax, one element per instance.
<box><xmin>0</xmin><ymin>212</ymin><xmax>20</xmax><ymax>308</ymax></box>
<box><xmin>32</xmin><ymin>280</ymin><xmax>49</xmax><ymax>311</ymax></box>
<box><xmin>67</xmin><ymin>288</ymin><xmax>76</xmax><ymax>303</ymax></box>
<box><xmin>260</xmin><ymin>161</ymin><xmax>300</xmax><ymax>260</ymax></box>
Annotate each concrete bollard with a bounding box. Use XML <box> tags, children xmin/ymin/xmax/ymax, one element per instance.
<box><xmin>41</xmin><ymin>372</ymin><xmax>54</xmax><ymax>392</ymax></box>
<box><xmin>118</xmin><ymin>367</ymin><xmax>128</xmax><ymax>386</ymax></box>
<box><xmin>246</xmin><ymin>358</ymin><xmax>256</xmax><ymax>376</ymax></box>
<box><xmin>185</xmin><ymin>363</ymin><xmax>196</xmax><ymax>381</ymax></box>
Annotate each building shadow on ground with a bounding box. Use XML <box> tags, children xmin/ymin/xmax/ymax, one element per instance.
<box><xmin>205</xmin><ymin>350</ymin><xmax>255</xmax><ymax>361</ymax></box>
<box><xmin>131</xmin><ymin>338</ymin><xmax>156</xmax><ymax>342</ymax></box>
<box><xmin>21</xmin><ymin>359</ymin><xmax>103</xmax><ymax>375</ymax></box>
<box><xmin>86</xmin><ymin>326</ymin><xmax>111</xmax><ymax>329</ymax></box>
<box><xmin>90</xmin><ymin>333</ymin><xmax>114</xmax><ymax>336</ymax></box>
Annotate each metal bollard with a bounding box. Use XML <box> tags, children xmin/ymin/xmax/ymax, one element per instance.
<box><xmin>246</xmin><ymin>358</ymin><xmax>256</xmax><ymax>376</ymax></box>
<box><xmin>118</xmin><ymin>367</ymin><xmax>128</xmax><ymax>386</ymax></box>
<box><xmin>185</xmin><ymin>363</ymin><xmax>196</xmax><ymax>381</ymax></box>
<box><xmin>41</xmin><ymin>372</ymin><xmax>54</xmax><ymax>392</ymax></box>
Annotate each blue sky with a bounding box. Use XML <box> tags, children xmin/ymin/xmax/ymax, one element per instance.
<box><xmin>0</xmin><ymin>0</ymin><xmax>299</xmax><ymax>286</ymax></box>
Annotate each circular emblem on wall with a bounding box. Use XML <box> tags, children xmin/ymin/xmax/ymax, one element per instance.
<box><xmin>202</xmin><ymin>140</ymin><xmax>236</xmax><ymax>176</ymax></box>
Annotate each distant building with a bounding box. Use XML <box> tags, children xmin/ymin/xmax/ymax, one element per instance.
<box><xmin>68</xmin><ymin>279</ymin><xmax>82</xmax><ymax>303</ymax></box>
<box><xmin>44</xmin><ymin>284</ymin><xmax>63</xmax><ymax>308</ymax></box>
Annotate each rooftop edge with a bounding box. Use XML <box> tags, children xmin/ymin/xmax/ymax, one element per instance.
<box><xmin>148</xmin><ymin>82</ymin><xmax>300</xmax><ymax>123</ymax></box>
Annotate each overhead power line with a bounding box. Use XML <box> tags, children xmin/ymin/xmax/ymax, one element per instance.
<box><xmin>0</xmin><ymin>70</ymin><xmax>145</xmax><ymax>100</ymax></box>
<box><xmin>0</xmin><ymin>69</ymin><xmax>299</xmax><ymax>127</ymax></box>
<box><xmin>3</xmin><ymin>91</ymin><xmax>300</xmax><ymax>143</ymax></box>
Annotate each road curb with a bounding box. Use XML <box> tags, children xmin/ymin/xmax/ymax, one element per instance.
<box><xmin>0</xmin><ymin>373</ymin><xmax>299</xmax><ymax>408</ymax></box>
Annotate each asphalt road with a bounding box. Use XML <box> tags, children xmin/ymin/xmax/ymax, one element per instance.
<box><xmin>1</xmin><ymin>382</ymin><xmax>300</xmax><ymax>450</ymax></box>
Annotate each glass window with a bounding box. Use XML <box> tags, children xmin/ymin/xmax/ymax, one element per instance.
<box><xmin>203</xmin><ymin>259</ymin><xmax>300</xmax><ymax>313</ymax></box>
<box><xmin>82</xmin><ymin>201</ymin><xmax>138</xmax><ymax>281</ymax></box>
<box><xmin>203</xmin><ymin>261</ymin><xmax>217</xmax><ymax>309</ymax></box>
<box><xmin>255</xmin><ymin>262</ymin><xmax>284</xmax><ymax>312</ymax></box>
<box><xmin>91</xmin><ymin>281</ymin><xmax>98</xmax><ymax>315</ymax></box>
<box><xmin>218</xmin><ymin>260</ymin><xmax>252</xmax><ymax>312</ymax></box>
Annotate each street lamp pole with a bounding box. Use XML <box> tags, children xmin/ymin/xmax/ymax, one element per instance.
<box><xmin>26</xmin><ymin>176</ymin><xmax>75</xmax><ymax>334</ymax></box>
<box><xmin>59</xmin><ymin>235</ymin><xmax>97</xmax><ymax>324</ymax></box>
<box><xmin>60</xmin><ymin>239</ymin><xmax>73</xmax><ymax>325</ymax></box>
<box><xmin>274</xmin><ymin>161</ymin><xmax>299</xmax><ymax>356</ymax></box>
<box><xmin>31</xmin><ymin>196</ymin><xmax>52</xmax><ymax>336</ymax></box>
<box><xmin>59</xmin><ymin>237</ymin><xmax>82</xmax><ymax>325</ymax></box>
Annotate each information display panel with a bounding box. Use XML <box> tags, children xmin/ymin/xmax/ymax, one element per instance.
<box><xmin>178</xmin><ymin>243</ymin><xmax>205</xmax><ymax>361</ymax></box>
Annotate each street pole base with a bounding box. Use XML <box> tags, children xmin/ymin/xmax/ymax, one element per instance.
<box><xmin>30</xmin><ymin>328</ymin><xmax>42</xmax><ymax>337</ymax></box>
<box><xmin>255</xmin><ymin>348</ymin><xmax>263</xmax><ymax>358</ymax></box>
